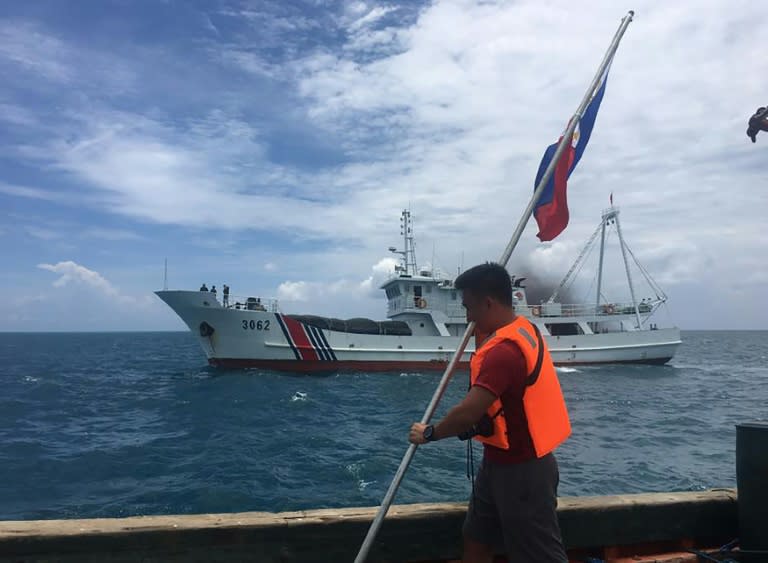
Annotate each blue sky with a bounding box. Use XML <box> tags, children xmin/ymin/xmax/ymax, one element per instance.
<box><xmin>1</xmin><ymin>0</ymin><xmax>766</xmax><ymax>331</ymax></box>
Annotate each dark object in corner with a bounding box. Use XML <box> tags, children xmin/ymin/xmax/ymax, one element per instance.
<box><xmin>736</xmin><ymin>422</ymin><xmax>768</xmax><ymax>562</ymax></box>
<box><xmin>747</xmin><ymin>106</ymin><xmax>768</xmax><ymax>143</ymax></box>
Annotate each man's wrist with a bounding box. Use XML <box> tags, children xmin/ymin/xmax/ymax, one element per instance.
<box><xmin>423</xmin><ymin>424</ymin><xmax>438</xmax><ymax>442</ymax></box>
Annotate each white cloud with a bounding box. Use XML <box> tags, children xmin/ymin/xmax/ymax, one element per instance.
<box><xmin>0</xmin><ymin>21</ymin><xmax>72</xmax><ymax>82</ymax></box>
<box><xmin>200</xmin><ymin>11</ymin><xmax>220</xmax><ymax>36</ymax></box>
<box><xmin>359</xmin><ymin>256</ymin><xmax>399</xmax><ymax>295</ymax></box>
<box><xmin>35</xmin><ymin>261</ymin><xmax>153</xmax><ymax>309</ymax></box>
<box><xmin>217</xmin><ymin>49</ymin><xmax>280</xmax><ymax>79</ymax></box>
<box><xmin>36</xmin><ymin>112</ymin><xmax>353</xmax><ymax>236</ymax></box>
<box><xmin>277</xmin><ymin>256</ymin><xmax>400</xmax><ymax>310</ymax></box>
<box><xmin>277</xmin><ymin>280</ymin><xmax>311</xmax><ymax>302</ymax></box>
<box><xmin>1</xmin><ymin>266</ymin><xmax>171</xmax><ymax>331</ymax></box>
<box><xmin>372</xmin><ymin>256</ymin><xmax>398</xmax><ymax>275</ymax></box>
<box><xmin>347</xmin><ymin>5</ymin><xmax>397</xmax><ymax>32</ymax></box>
<box><xmin>38</xmin><ymin>261</ymin><xmax>120</xmax><ymax>294</ymax></box>
<box><xmin>276</xmin><ymin>278</ymin><xmax>358</xmax><ymax>305</ymax></box>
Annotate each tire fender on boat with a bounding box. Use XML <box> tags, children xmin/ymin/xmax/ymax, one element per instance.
<box><xmin>416</xmin><ymin>298</ymin><xmax>427</xmax><ymax>309</ymax></box>
<box><xmin>532</xmin><ymin>305</ymin><xmax>541</xmax><ymax>317</ymax></box>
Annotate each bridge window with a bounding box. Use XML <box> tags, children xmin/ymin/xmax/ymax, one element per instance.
<box><xmin>545</xmin><ymin>323</ymin><xmax>582</xmax><ymax>336</ymax></box>
<box><xmin>385</xmin><ymin>286</ymin><xmax>401</xmax><ymax>298</ymax></box>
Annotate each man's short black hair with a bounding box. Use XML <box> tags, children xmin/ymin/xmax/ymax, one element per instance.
<box><xmin>454</xmin><ymin>262</ymin><xmax>512</xmax><ymax>306</ymax></box>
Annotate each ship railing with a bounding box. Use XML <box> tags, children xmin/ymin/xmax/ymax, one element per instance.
<box><xmin>387</xmin><ymin>296</ymin><xmax>454</xmax><ymax>313</ymax></box>
<box><xmin>527</xmin><ymin>300</ymin><xmax>657</xmax><ymax>318</ymax></box>
<box><xmin>220</xmin><ymin>294</ymin><xmax>280</xmax><ymax>313</ymax></box>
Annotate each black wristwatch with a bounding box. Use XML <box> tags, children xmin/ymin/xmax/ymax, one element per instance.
<box><xmin>423</xmin><ymin>425</ymin><xmax>437</xmax><ymax>442</ymax></box>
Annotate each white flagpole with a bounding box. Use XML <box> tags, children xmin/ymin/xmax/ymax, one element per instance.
<box><xmin>354</xmin><ymin>11</ymin><xmax>635</xmax><ymax>562</ymax></box>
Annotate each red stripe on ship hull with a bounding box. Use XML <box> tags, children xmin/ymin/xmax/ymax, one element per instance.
<box><xmin>208</xmin><ymin>358</ymin><xmax>471</xmax><ymax>373</ymax></box>
<box><xmin>281</xmin><ymin>317</ymin><xmax>320</xmax><ymax>361</ymax></box>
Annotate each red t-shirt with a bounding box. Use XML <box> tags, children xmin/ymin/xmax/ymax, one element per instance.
<box><xmin>472</xmin><ymin>339</ymin><xmax>537</xmax><ymax>464</ymax></box>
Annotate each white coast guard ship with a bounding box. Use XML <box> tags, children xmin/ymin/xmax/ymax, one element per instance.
<box><xmin>157</xmin><ymin>209</ymin><xmax>681</xmax><ymax>372</ymax></box>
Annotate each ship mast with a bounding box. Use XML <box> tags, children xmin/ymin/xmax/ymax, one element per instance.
<box><xmin>595</xmin><ymin>210</ymin><xmax>609</xmax><ymax>313</ymax></box>
<box><xmin>389</xmin><ymin>210</ymin><xmax>417</xmax><ymax>276</ymax></box>
<box><xmin>612</xmin><ymin>206</ymin><xmax>643</xmax><ymax>328</ymax></box>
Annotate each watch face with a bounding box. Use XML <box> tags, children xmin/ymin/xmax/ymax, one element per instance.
<box><xmin>423</xmin><ymin>425</ymin><xmax>434</xmax><ymax>440</ymax></box>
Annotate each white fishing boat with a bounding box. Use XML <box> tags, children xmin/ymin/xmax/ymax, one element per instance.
<box><xmin>157</xmin><ymin>208</ymin><xmax>681</xmax><ymax>372</ymax></box>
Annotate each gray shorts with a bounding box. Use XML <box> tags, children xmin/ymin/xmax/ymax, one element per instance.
<box><xmin>463</xmin><ymin>453</ymin><xmax>567</xmax><ymax>563</ymax></box>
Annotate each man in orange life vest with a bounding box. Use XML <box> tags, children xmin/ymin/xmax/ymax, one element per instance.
<box><xmin>409</xmin><ymin>263</ymin><xmax>571</xmax><ymax>563</ymax></box>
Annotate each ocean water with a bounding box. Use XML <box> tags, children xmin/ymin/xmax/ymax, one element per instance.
<box><xmin>0</xmin><ymin>330</ymin><xmax>765</xmax><ymax>521</ymax></box>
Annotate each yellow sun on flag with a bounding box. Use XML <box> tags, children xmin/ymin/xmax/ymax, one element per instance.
<box><xmin>571</xmin><ymin>127</ymin><xmax>581</xmax><ymax>147</ymax></box>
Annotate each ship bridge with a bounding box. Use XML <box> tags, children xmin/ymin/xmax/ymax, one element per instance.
<box><xmin>379</xmin><ymin>211</ymin><xmax>540</xmax><ymax>338</ymax></box>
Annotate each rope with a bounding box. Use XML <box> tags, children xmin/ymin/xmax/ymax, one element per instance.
<box><xmin>625</xmin><ymin>243</ymin><xmax>667</xmax><ymax>300</ymax></box>
<box><xmin>466</xmin><ymin>438</ymin><xmax>476</xmax><ymax>515</ymax></box>
<box><xmin>684</xmin><ymin>548</ymin><xmax>736</xmax><ymax>562</ymax></box>
<box><xmin>685</xmin><ymin>538</ymin><xmax>768</xmax><ymax>562</ymax></box>
<box><xmin>563</xmin><ymin>230</ymin><xmax>602</xmax><ymax>300</ymax></box>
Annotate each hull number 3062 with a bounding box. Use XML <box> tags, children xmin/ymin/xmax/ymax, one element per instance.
<box><xmin>242</xmin><ymin>320</ymin><xmax>270</xmax><ymax>331</ymax></box>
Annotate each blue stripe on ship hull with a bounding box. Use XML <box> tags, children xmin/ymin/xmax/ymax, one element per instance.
<box><xmin>311</xmin><ymin>325</ymin><xmax>337</xmax><ymax>361</ymax></box>
<box><xmin>304</xmin><ymin>324</ymin><xmax>330</xmax><ymax>361</ymax></box>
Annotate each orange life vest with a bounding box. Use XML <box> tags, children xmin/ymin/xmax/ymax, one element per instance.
<box><xmin>470</xmin><ymin>316</ymin><xmax>571</xmax><ymax>457</ymax></box>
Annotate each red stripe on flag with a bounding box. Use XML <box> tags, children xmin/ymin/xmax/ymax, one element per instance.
<box><xmin>535</xmin><ymin>143</ymin><xmax>575</xmax><ymax>241</ymax></box>
<box><xmin>282</xmin><ymin>317</ymin><xmax>320</xmax><ymax>361</ymax></box>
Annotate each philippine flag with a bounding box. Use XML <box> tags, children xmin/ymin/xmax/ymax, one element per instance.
<box><xmin>533</xmin><ymin>71</ymin><xmax>609</xmax><ymax>241</ymax></box>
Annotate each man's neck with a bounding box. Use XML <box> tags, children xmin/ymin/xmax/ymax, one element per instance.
<box><xmin>487</xmin><ymin>311</ymin><xmax>517</xmax><ymax>333</ymax></box>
